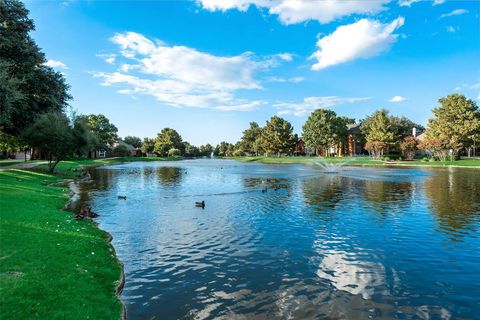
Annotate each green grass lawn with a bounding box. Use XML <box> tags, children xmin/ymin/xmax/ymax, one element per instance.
<box><xmin>235</xmin><ymin>156</ymin><xmax>480</xmax><ymax>167</ymax></box>
<box><xmin>0</xmin><ymin>169</ymin><xmax>123</xmax><ymax>319</ymax></box>
<box><xmin>0</xmin><ymin>156</ymin><xmax>181</xmax><ymax>319</ymax></box>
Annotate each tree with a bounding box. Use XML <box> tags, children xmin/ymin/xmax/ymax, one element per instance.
<box><xmin>153</xmin><ymin>128</ymin><xmax>183</xmax><ymax>156</ymax></box>
<box><xmin>260</xmin><ymin>116</ymin><xmax>295</xmax><ymax>156</ymax></box>
<box><xmin>78</xmin><ymin>114</ymin><xmax>118</xmax><ymax>150</ymax></box>
<box><xmin>21</xmin><ymin>112</ymin><xmax>74</xmax><ymax>172</ymax></box>
<box><xmin>215</xmin><ymin>141</ymin><xmax>234</xmax><ymax>157</ymax></box>
<box><xmin>123</xmin><ymin>136</ymin><xmax>142</xmax><ymax>148</ymax></box>
<box><xmin>302</xmin><ymin>109</ymin><xmax>348</xmax><ymax>156</ymax></box>
<box><xmin>72</xmin><ymin>117</ymin><xmax>97</xmax><ymax>157</ymax></box>
<box><xmin>199</xmin><ymin>144</ymin><xmax>214</xmax><ymax>157</ymax></box>
<box><xmin>183</xmin><ymin>142</ymin><xmax>199</xmax><ymax>157</ymax></box>
<box><xmin>0</xmin><ymin>0</ymin><xmax>71</xmax><ymax>135</ymax></box>
<box><xmin>390</xmin><ymin>116</ymin><xmax>424</xmax><ymax>141</ymax></box>
<box><xmin>237</xmin><ymin>122</ymin><xmax>262</xmax><ymax>155</ymax></box>
<box><xmin>361</xmin><ymin>109</ymin><xmax>395</xmax><ymax>159</ymax></box>
<box><xmin>399</xmin><ymin>136</ymin><xmax>418</xmax><ymax>160</ymax></box>
<box><xmin>425</xmin><ymin>94</ymin><xmax>480</xmax><ymax>156</ymax></box>
<box><xmin>113</xmin><ymin>144</ymin><xmax>129</xmax><ymax>157</ymax></box>
<box><xmin>141</xmin><ymin>138</ymin><xmax>155</xmax><ymax>155</ymax></box>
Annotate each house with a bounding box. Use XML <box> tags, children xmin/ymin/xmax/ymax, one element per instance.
<box><xmin>345</xmin><ymin>123</ymin><xmax>364</xmax><ymax>156</ymax></box>
<box><xmin>294</xmin><ymin>139</ymin><xmax>306</xmax><ymax>156</ymax></box>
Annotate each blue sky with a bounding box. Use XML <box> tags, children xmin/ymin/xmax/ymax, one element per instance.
<box><xmin>25</xmin><ymin>0</ymin><xmax>479</xmax><ymax>145</ymax></box>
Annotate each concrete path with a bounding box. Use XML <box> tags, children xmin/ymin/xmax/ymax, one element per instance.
<box><xmin>0</xmin><ymin>161</ymin><xmax>48</xmax><ymax>171</ymax></box>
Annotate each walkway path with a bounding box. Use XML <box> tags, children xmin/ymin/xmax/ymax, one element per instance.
<box><xmin>0</xmin><ymin>161</ymin><xmax>48</xmax><ymax>171</ymax></box>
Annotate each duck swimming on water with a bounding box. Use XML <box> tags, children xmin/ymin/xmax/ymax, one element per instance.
<box><xmin>118</xmin><ymin>195</ymin><xmax>127</xmax><ymax>200</ymax></box>
<box><xmin>195</xmin><ymin>201</ymin><xmax>205</xmax><ymax>208</ymax></box>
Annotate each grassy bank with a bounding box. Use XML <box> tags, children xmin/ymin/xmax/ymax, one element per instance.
<box><xmin>0</xmin><ymin>156</ymin><xmax>180</xmax><ymax>319</ymax></box>
<box><xmin>30</xmin><ymin>156</ymin><xmax>182</xmax><ymax>178</ymax></box>
<box><xmin>235</xmin><ymin>156</ymin><xmax>480</xmax><ymax>168</ymax></box>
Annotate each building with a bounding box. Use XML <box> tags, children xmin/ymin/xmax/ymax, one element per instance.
<box><xmin>345</xmin><ymin>123</ymin><xmax>364</xmax><ymax>156</ymax></box>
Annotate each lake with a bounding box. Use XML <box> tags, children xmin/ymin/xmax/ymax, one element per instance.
<box><xmin>77</xmin><ymin>159</ymin><xmax>480</xmax><ymax>319</ymax></box>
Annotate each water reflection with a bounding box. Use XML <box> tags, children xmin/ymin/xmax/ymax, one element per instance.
<box><xmin>424</xmin><ymin>168</ymin><xmax>480</xmax><ymax>240</ymax></box>
<box><xmin>76</xmin><ymin>161</ymin><xmax>480</xmax><ymax>319</ymax></box>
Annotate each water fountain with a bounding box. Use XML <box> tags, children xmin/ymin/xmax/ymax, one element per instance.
<box><xmin>312</xmin><ymin>156</ymin><xmax>351</xmax><ymax>173</ymax></box>
<box><xmin>210</xmin><ymin>151</ymin><xmax>214</xmax><ymax>159</ymax></box>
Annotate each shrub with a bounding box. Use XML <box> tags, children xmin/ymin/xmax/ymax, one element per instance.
<box><xmin>113</xmin><ymin>144</ymin><xmax>130</xmax><ymax>157</ymax></box>
<box><xmin>365</xmin><ymin>141</ymin><xmax>387</xmax><ymax>159</ymax></box>
<box><xmin>168</xmin><ymin>148</ymin><xmax>181</xmax><ymax>157</ymax></box>
<box><xmin>400</xmin><ymin>136</ymin><xmax>418</xmax><ymax>160</ymax></box>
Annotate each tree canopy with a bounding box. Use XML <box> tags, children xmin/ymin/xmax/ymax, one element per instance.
<box><xmin>153</xmin><ymin>128</ymin><xmax>183</xmax><ymax>156</ymax></box>
<box><xmin>302</xmin><ymin>109</ymin><xmax>348</xmax><ymax>156</ymax></box>
<box><xmin>260</xmin><ymin>116</ymin><xmax>295</xmax><ymax>156</ymax></box>
<box><xmin>77</xmin><ymin>114</ymin><xmax>118</xmax><ymax>149</ymax></box>
<box><xmin>425</xmin><ymin>94</ymin><xmax>480</xmax><ymax>154</ymax></box>
<box><xmin>0</xmin><ymin>0</ymin><xmax>71</xmax><ymax>135</ymax></box>
<box><xmin>123</xmin><ymin>136</ymin><xmax>142</xmax><ymax>148</ymax></box>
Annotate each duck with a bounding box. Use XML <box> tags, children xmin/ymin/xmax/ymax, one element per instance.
<box><xmin>195</xmin><ymin>201</ymin><xmax>205</xmax><ymax>208</ymax></box>
<box><xmin>262</xmin><ymin>188</ymin><xmax>267</xmax><ymax>193</ymax></box>
<box><xmin>118</xmin><ymin>195</ymin><xmax>127</xmax><ymax>200</ymax></box>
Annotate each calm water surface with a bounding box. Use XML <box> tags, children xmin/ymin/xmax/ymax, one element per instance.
<box><xmin>78</xmin><ymin>160</ymin><xmax>480</xmax><ymax>319</ymax></box>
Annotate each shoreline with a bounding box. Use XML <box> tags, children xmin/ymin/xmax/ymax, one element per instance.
<box><xmin>65</xmin><ymin>169</ymin><xmax>127</xmax><ymax>319</ymax></box>
<box><xmin>234</xmin><ymin>156</ymin><xmax>480</xmax><ymax>169</ymax></box>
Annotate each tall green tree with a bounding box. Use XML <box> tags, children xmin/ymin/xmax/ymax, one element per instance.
<box><xmin>141</xmin><ymin>137</ymin><xmax>155</xmax><ymax>155</ymax></box>
<box><xmin>123</xmin><ymin>136</ymin><xmax>142</xmax><ymax>148</ymax></box>
<box><xmin>78</xmin><ymin>114</ymin><xmax>118</xmax><ymax>150</ymax></box>
<box><xmin>237</xmin><ymin>122</ymin><xmax>262</xmax><ymax>155</ymax></box>
<box><xmin>302</xmin><ymin>109</ymin><xmax>348</xmax><ymax>156</ymax></box>
<box><xmin>183</xmin><ymin>141</ymin><xmax>199</xmax><ymax>157</ymax></box>
<box><xmin>361</xmin><ymin>109</ymin><xmax>395</xmax><ymax>158</ymax></box>
<box><xmin>390</xmin><ymin>116</ymin><xmax>424</xmax><ymax>140</ymax></box>
<box><xmin>260</xmin><ymin>116</ymin><xmax>295</xmax><ymax>156</ymax></box>
<box><xmin>72</xmin><ymin>117</ymin><xmax>97</xmax><ymax>157</ymax></box>
<box><xmin>0</xmin><ymin>0</ymin><xmax>71</xmax><ymax>135</ymax></box>
<box><xmin>153</xmin><ymin>128</ymin><xmax>183</xmax><ymax>156</ymax></box>
<box><xmin>21</xmin><ymin>112</ymin><xmax>74</xmax><ymax>172</ymax></box>
<box><xmin>425</xmin><ymin>94</ymin><xmax>480</xmax><ymax>155</ymax></box>
<box><xmin>214</xmin><ymin>141</ymin><xmax>234</xmax><ymax>157</ymax></box>
<box><xmin>199</xmin><ymin>144</ymin><xmax>214</xmax><ymax>157</ymax></box>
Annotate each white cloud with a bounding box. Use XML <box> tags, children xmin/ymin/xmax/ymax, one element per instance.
<box><xmin>274</xmin><ymin>96</ymin><xmax>370</xmax><ymax>116</ymax></box>
<box><xmin>454</xmin><ymin>82</ymin><xmax>480</xmax><ymax>91</ymax></box>
<box><xmin>267</xmin><ymin>76</ymin><xmax>304</xmax><ymax>83</ymax></box>
<box><xmin>399</xmin><ymin>0</ymin><xmax>446</xmax><ymax>7</ymax></box>
<box><xmin>97</xmin><ymin>53</ymin><xmax>116</xmax><ymax>64</ymax></box>
<box><xmin>276</xmin><ymin>52</ymin><xmax>293</xmax><ymax>61</ymax></box>
<box><xmin>398</xmin><ymin>0</ymin><xmax>421</xmax><ymax>7</ymax></box>
<box><xmin>310</xmin><ymin>17</ymin><xmax>405</xmax><ymax>70</ymax></box>
<box><xmin>198</xmin><ymin>0</ymin><xmax>389</xmax><ymax>24</ymax></box>
<box><xmin>93</xmin><ymin>32</ymin><xmax>293</xmax><ymax>111</ymax></box>
<box><xmin>44</xmin><ymin>59</ymin><xmax>68</xmax><ymax>69</ymax></box>
<box><xmin>446</xmin><ymin>25</ymin><xmax>458</xmax><ymax>33</ymax></box>
<box><xmin>389</xmin><ymin>95</ymin><xmax>406</xmax><ymax>103</ymax></box>
<box><xmin>440</xmin><ymin>9</ymin><xmax>468</xmax><ymax>18</ymax></box>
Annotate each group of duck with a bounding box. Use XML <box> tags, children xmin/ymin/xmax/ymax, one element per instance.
<box><xmin>75</xmin><ymin>206</ymin><xmax>99</xmax><ymax>220</ymax></box>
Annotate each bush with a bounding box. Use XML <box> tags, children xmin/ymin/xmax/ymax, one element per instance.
<box><xmin>168</xmin><ymin>148</ymin><xmax>181</xmax><ymax>156</ymax></box>
<box><xmin>233</xmin><ymin>149</ymin><xmax>245</xmax><ymax>157</ymax></box>
<box><xmin>400</xmin><ymin>136</ymin><xmax>418</xmax><ymax>160</ymax></box>
<box><xmin>113</xmin><ymin>144</ymin><xmax>130</xmax><ymax>157</ymax></box>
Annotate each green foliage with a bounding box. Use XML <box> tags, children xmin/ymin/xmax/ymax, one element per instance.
<box><xmin>183</xmin><ymin>142</ymin><xmax>199</xmax><ymax>157</ymax></box>
<box><xmin>77</xmin><ymin>114</ymin><xmax>118</xmax><ymax>149</ymax></box>
<box><xmin>123</xmin><ymin>136</ymin><xmax>142</xmax><ymax>148</ymax></box>
<box><xmin>168</xmin><ymin>148</ymin><xmax>181</xmax><ymax>157</ymax></box>
<box><xmin>399</xmin><ymin>136</ymin><xmax>418</xmax><ymax>160</ymax></box>
<box><xmin>113</xmin><ymin>144</ymin><xmax>129</xmax><ymax>157</ymax></box>
<box><xmin>153</xmin><ymin>128</ymin><xmax>183</xmax><ymax>156</ymax></box>
<box><xmin>361</xmin><ymin>109</ymin><xmax>395</xmax><ymax>144</ymax></box>
<box><xmin>21</xmin><ymin>112</ymin><xmax>74</xmax><ymax>172</ymax></box>
<box><xmin>0</xmin><ymin>130</ymin><xmax>22</xmax><ymax>153</ymax></box>
<box><xmin>302</xmin><ymin>109</ymin><xmax>348</xmax><ymax>156</ymax></box>
<box><xmin>215</xmin><ymin>141</ymin><xmax>234</xmax><ymax>157</ymax></box>
<box><xmin>390</xmin><ymin>116</ymin><xmax>424</xmax><ymax>140</ymax></box>
<box><xmin>0</xmin><ymin>0</ymin><xmax>71</xmax><ymax>135</ymax></box>
<box><xmin>199</xmin><ymin>144</ymin><xmax>214</xmax><ymax>157</ymax></box>
<box><xmin>425</xmin><ymin>94</ymin><xmax>480</xmax><ymax>154</ymax></box>
<box><xmin>141</xmin><ymin>137</ymin><xmax>155</xmax><ymax>155</ymax></box>
<box><xmin>260</xmin><ymin>116</ymin><xmax>295</xmax><ymax>156</ymax></box>
<box><xmin>237</xmin><ymin>122</ymin><xmax>262</xmax><ymax>155</ymax></box>
<box><xmin>72</xmin><ymin>117</ymin><xmax>97</xmax><ymax>157</ymax></box>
